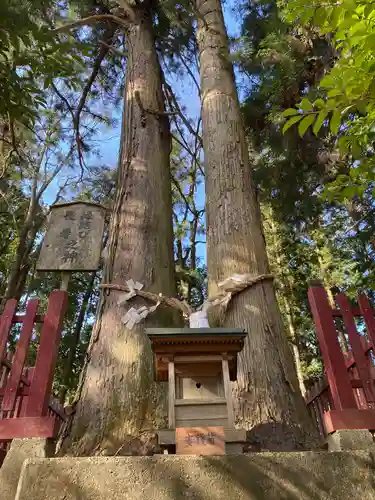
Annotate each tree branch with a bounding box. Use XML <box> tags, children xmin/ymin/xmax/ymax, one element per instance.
<box><xmin>164</xmin><ymin>81</ymin><xmax>203</xmax><ymax>148</ymax></box>
<box><xmin>52</xmin><ymin>28</ymin><xmax>115</xmax><ymax>179</ymax></box>
<box><xmin>134</xmin><ymin>90</ymin><xmax>178</xmax><ymax>117</ymax></box>
<box><xmin>76</xmin><ymin>45</ymin><xmax>111</xmax><ymax>176</ymax></box>
<box><xmin>171</xmin><ymin>174</ymin><xmax>199</xmax><ymax>218</ymax></box>
<box><xmin>99</xmin><ymin>41</ymin><xmax>127</xmax><ymax>58</ymax></box>
<box><xmin>51</xmin><ymin>82</ymin><xmax>75</xmax><ymax>123</ymax></box>
<box><xmin>179</xmin><ymin>52</ymin><xmax>201</xmax><ymax>96</ymax></box>
<box><xmin>52</xmin><ymin>15</ymin><xmax>130</xmax><ymax>33</ymax></box>
<box><xmin>171</xmin><ymin>131</ymin><xmax>204</xmax><ymax>178</ymax></box>
<box><xmin>115</xmin><ymin>0</ymin><xmax>137</xmax><ymax>21</ymax></box>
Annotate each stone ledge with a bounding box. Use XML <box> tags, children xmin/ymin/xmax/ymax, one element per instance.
<box><xmin>14</xmin><ymin>451</ymin><xmax>375</xmax><ymax>500</ymax></box>
<box><xmin>0</xmin><ymin>438</ymin><xmax>55</xmax><ymax>500</ymax></box>
<box><xmin>327</xmin><ymin>429</ymin><xmax>375</xmax><ymax>451</ymax></box>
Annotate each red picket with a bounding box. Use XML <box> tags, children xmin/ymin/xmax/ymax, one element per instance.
<box><xmin>0</xmin><ymin>417</ymin><xmax>58</xmax><ymax>440</ymax></box>
<box><xmin>0</xmin><ymin>300</ymin><xmax>17</xmax><ymax>360</ymax></box>
<box><xmin>308</xmin><ymin>287</ymin><xmax>357</xmax><ymax>410</ymax></box>
<box><xmin>336</xmin><ymin>293</ymin><xmax>375</xmax><ymax>403</ymax></box>
<box><xmin>1</xmin><ymin>300</ymin><xmax>39</xmax><ymax>412</ymax></box>
<box><xmin>18</xmin><ymin>368</ymin><xmax>34</xmax><ymax>417</ymax></box>
<box><xmin>0</xmin><ymin>294</ymin><xmax>68</xmax><ymax>460</ymax></box>
<box><xmin>307</xmin><ymin>288</ymin><xmax>375</xmax><ymax>437</ymax></box>
<box><xmin>25</xmin><ymin>291</ymin><xmax>68</xmax><ymax>417</ymax></box>
<box><xmin>358</xmin><ymin>294</ymin><xmax>375</xmax><ymax>349</ymax></box>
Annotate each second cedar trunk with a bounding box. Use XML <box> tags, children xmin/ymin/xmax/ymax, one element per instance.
<box><xmin>195</xmin><ymin>0</ymin><xmax>319</xmax><ymax>450</ymax></box>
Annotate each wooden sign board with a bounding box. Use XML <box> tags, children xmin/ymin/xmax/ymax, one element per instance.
<box><xmin>176</xmin><ymin>427</ymin><xmax>225</xmax><ymax>456</ymax></box>
<box><xmin>37</xmin><ymin>202</ymin><xmax>106</xmax><ymax>272</ymax></box>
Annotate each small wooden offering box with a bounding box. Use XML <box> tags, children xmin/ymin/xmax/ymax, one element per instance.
<box><xmin>146</xmin><ymin>328</ymin><xmax>247</xmax><ymax>455</ymax></box>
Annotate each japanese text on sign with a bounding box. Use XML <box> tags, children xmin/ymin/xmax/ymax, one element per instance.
<box><xmin>37</xmin><ymin>203</ymin><xmax>105</xmax><ymax>272</ymax></box>
<box><xmin>184</xmin><ymin>431</ymin><xmax>217</xmax><ymax>446</ymax></box>
<box><xmin>176</xmin><ymin>427</ymin><xmax>225</xmax><ymax>456</ymax></box>
<box><xmin>59</xmin><ymin>210</ymin><xmax>94</xmax><ymax>265</ymax></box>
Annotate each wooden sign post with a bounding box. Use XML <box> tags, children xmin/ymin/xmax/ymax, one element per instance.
<box><xmin>37</xmin><ymin>201</ymin><xmax>106</xmax><ymax>289</ymax></box>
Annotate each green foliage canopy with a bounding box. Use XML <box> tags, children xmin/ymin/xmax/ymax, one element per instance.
<box><xmin>0</xmin><ymin>0</ymin><xmax>85</xmax><ymax>128</ymax></box>
<box><xmin>280</xmin><ymin>0</ymin><xmax>375</xmax><ymax>201</ymax></box>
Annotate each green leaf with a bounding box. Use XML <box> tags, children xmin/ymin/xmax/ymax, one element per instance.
<box><xmin>320</xmin><ymin>75</ymin><xmax>335</xmax><ymax>89</ymax></box>
<box><xmin>338</xmin><ymin>136</ymin><xmax>350</xmax><ymax>157</ymax></box>
<box><xmin>299</xmin><ymin>98</ymin><xmax>313</xmax><ymax>112</ymax></box>
<box><xmin>327</xmin><ymin>89</ymin><xmax>341</xmax><ymax>98</ymax></box>
<box><xmin>330</xmin><ymin>109</ymin><xmax>341</xmax><ymax>135</ymax></box>
<box><xmin>282</xmin><ymin>108</ymin><xmax>299</xmax><ymax>117</ymax></box>
<box><xmin>351</xmin><ymin>139</ymin><xmax>362</xmax><ymax>160</ymax></box>
<box><xmin>327</xmin><ymin>99</ymin><xmax>337</xmax><ymax>109</ymax></box>
<box><xmin>314</xmin><ymin>98</ymin><xmax>325</xmax><ymax>109</ymax></box>
<box><xmin>349</xmin><ymin>166</ymin><xmax>361</xmax><ymax>179</ymax></box>
<box><xmin>298</xmin><ymin>114</ymin><xmax>315</xmax><ymax>137</ymax></box>
<box><xmin>341</xmin><ymin>186</ymin><xmax>357</xmax><ymax>200</ymax></box>
<box><xmin>356</xmin><ymin>100</ymin><xmax>368</xmax><ymax>114</ymax></box>
<box><xmin>314</xmin><ymin>7</ymin><xmax>328</xmax><ymax>26</ymax></box>
<box><xmin>300</xmin><ymin>7</ymin><xmax>315</xmax><ymax>24</ymax></box>
<box><xmin>313</xmin><ymin>110</ymin><xmax>328</xmax><ymax>135</ymax></box>
<box><xmin>330</xmin><ymin>7</ymin><xmax>343</xmax><ymax>29</ymax></box>
<box><xmin>282</xmin><ymin>115</ymin><xmax>303</xmax><ymax>134</ymax></box>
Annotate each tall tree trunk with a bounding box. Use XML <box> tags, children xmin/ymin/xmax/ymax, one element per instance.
<box><xmin>195</xmin><ymin>0</ymin><xmax>319</xmax><ymax>450</ymax></box>
<box><xmin>60</xmin><ymin>6</ymin><xmax>178</xmax><ymax>457</ymax></box>
<box><xmin>59</xmin><ymin>271</ymin><xmax>97</xmax><ymax>405</ymax></box>
<box><xmin>3</xmin><ymin>193</ymin><xmax>41</xmax><ymax>301</ymax></box>
<box><xmin>280</xmin><ymin>293</ymin><xmax>306</xmax><ymax>396</ymax></box>
<box><xmin>4</xmin><ymin>217</ymin><xmax>34</xmax><ymax>300</ymax></box>
<box><xmin>267</xmin><ymin>214</ymin><xmax>306</xmax><ymax>396</ymax></box>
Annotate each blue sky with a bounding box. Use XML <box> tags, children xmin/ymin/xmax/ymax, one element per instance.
<box><xmin>93</xmin><ymin>0</ymin><xmax>241</xmax><ymax>168</ymax></box>
<box><xmin>46</xmin><ymin>1</ymin><xmax>242</xmax><ymax>265</ymax></box>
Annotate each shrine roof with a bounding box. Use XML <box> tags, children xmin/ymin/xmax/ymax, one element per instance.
<box><xmin>146</xmin><ymin>328</ymin><xmax>246</xmax><ymax>338</ymax></box>
<box><xmin>146</xmin><ymin>328</ymin><xmax>247</xmax><ymax>382</ymax></box>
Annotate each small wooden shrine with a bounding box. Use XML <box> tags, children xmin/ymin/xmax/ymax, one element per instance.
<box><xmin>146</xmin><ymin>328</ymin><xmax>247</xmax><ymax>455</ymax></box>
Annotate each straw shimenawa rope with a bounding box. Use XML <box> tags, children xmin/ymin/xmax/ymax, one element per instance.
<box><xmin>101</xmin><ymin>273</ymin><xmax>274</xmax><ymax>323</ymax></box>
<box><xmin>99</xmin><ymin>283</ymin><xmax>193</xmax><ymax>317</ymax></box>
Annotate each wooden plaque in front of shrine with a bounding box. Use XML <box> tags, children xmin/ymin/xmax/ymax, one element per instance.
<box><xmin>176</xmin><ymin>427</ymin><xmax>225</xmax><ymax>456</ymax></box>
<box><xmin>37</xmin><ymin>202</ymin><xmax>106</xmax><ymax>272</ymax></box>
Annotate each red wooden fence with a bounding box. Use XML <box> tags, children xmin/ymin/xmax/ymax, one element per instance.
<box><xmin>0</xmin><ymin>291</ymin><xmax>68</xmax><ymax>465</ymax></box>
<box><xmin>306</xmin><ymin>286</ymin><xmax>375</xmax><ymax>438</ymax></box>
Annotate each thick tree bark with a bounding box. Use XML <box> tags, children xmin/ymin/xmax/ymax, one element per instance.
<box><xmin>195</xmin><ymin>0</ymin><xmax>319</xmax><ymax>450</ymax></box>
<box><xmin>60</xmin><ymin>6</ymin><xmax>178</xmax><ymax>456</ymax></box>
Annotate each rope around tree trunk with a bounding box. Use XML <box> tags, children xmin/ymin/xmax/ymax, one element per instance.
<box><xmin>100</xmin><ymin>273</ymin><xmax>274</xmax><ymax>321</ymax></box>
<box><xmin>99</xmin><ymin>283</ymin><xmax>194</xmax><ymax>317</ymax></box>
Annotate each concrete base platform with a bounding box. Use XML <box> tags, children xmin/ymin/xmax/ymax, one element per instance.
<box><xmin>327</xmin><ymin>429</ymin><xmax>375</xmax><ymax>451</ymax></box>
<box><xmin>0</xmin><ymin>438</ymin><xmax>55</xmax><ymax>500</ymax></box>
<box><xmin>15</xmin><ymin>451</ymin><xmax>375</xmax><ymax>500</ymax></box>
